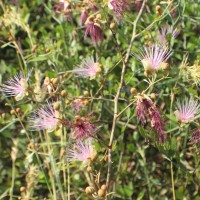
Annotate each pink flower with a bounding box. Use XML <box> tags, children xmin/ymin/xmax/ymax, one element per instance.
<box><xmin>175</xmin><ymin>98</ymin><xmax>199</xmax><ymax>123</ymax></box>
<box><xmin>136</xmin><ymin>45</ymin><xmax>172</xmax><ymax>73</ymax></box>
<box><xmin>71</xmin><ymin>57</ymin><xmax>102</xmax><ymax>79</ymax></box>
<box><xmin>28</xmin><ymin>102</ymin><xmax>59</xmax><ymax>132</ymax></box>
<box><xmin>67</xmin><ymin>139</ymin><xmax>95</xmax><ymax>162</ymax></box>
<box><xmin>84</xmin><ymin>21</ymin><xmax>103</xmax><ymax>45</ymax></box>
<box><xmin>80</xmin><ymin>10</ymin><xmax>88</xmax><ymax>25</ymax></box>
<box><xmin>108</xmin><ymin>0</ymin><xmax>130</xmax><ymax>21</ymax></box>
<box><xmin>158</xmin><ymin>25</ymin><xmax>179</xmax><ymax>45</ymax></box>
<box><xmin>1</xmin><ymin>71</ymin><xmax>29</xmax><ymax>101</ymax></box>
<box><xmin>136</xmin><ymin>94</ymin><xmax>166</xmax><ymax>143</ymax></box>
<box><xmin>70</xmin><ymin>114</ymin><xmax>96</xmax><ymax>140</ymax></box>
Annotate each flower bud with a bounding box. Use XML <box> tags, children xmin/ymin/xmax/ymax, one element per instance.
<box><xmin>110</xmin><ymin>22</ymin><xmax>116</xmax><ymax>29</ymax></box>
<box><xmin>61</xmin><ymin>90</ymin><xmax>67</xmax><ymax>97</ymax></box>
<box><xmin>2</xmin><ymin>113</ymin><xmax>6</xmax><ymax>119</ymax></box>
<box><xmin>83</xmin><ymin>91</ymin><xmax>89</xmax><ymax>97</ymax></box>
<box><xmin>130</xmin><ymin>87</ymin><xmax>137</xmax><ymax>95</ymax></box>
<box><xmin>85</xmin><ymin>186</ymin><xmax>95</xmax><ymax>195</ymax></box>
<box><xmin>98</xmin><ymin>189</ymin><xmax>106</xmax><ymax>197</ymax></box>
<box><xmin>53</xmin><ymin>102</ymin><xmax>60</xmax><ymax>111</ymax></box>
<box><xmin>101</xmin><ymin>184</ymin><xmax>107</xmax><ymax>191</ymax></box>
<box><xmin>20</xmin><ymin>186</ymin><xmax>26</xmax><ymax>192</ymax></box>
<box><xmin>10</xmin><ymin>109</ymin><xmax>15</xmax><ymax>115</ymax></box>
<box><xmin>16</xmin><ymin>108</ymin><xmax>21</xmax><ymax>113</ymax></box>
<box><xmin>150</xmin><ymin>93</ymin><xmax>156</xmax><ymax>99</ymax></box>
<box><xmin>52</xmin><ymin>77</ymin><xmax>59</xmax><ymax>85</ymax></box>
<box><xmin>87</xmin><ymin>166</ymin><xmax>93</xmax><ymax>172</ymax></box>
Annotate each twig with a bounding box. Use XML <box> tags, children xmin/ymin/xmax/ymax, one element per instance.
<box><xmin>106</xmin><ymin>0</ymin><xmax>147</xmax><ymax>194</ymax></box>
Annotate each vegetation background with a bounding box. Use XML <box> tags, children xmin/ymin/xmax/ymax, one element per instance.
<box><xmin>0</xmin><ymin>0</ymin><xmax>200</xmax><ymax>199</ymax></box>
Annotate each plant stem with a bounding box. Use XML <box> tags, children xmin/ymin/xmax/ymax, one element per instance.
<box><xmin>106</xmin><ymin>0</ymin><xmax>146</xmax><ymax>194</ymax></box>
<box><xmin>9</xmin><ymin>161</ymin><xmax>15</xmax><ymax>200</ymax></box>
<box><xmin>171</xmin><ymin>161</ymin><xmax>176</xmax><ymax>200</ymax></box>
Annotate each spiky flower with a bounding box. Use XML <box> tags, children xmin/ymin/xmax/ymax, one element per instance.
<box><xmin>28</xmin><ymin>102</ymin><xmax>59</xmax><ymax>132</ymax></box>
<box><xmin>71</xmin><ymin>57</ymin><xmax>103</xmax><ymax>79</ymax></box>
<box><xmin>84</xmin><ymin>20</ymin><xmax>103</xmax><ymax>45</ymax></box>
<box><xmin>66</xmin><ymin>139</ymin><xmax>95</xmax><ymax>163</ymax></box>
<box><xmin>136</xmin><ymin>45</ymin><xmax>172</xmax><ymax>74</ymax></box>
<box><xmin>108</xmin><ymin>0</ymin><xmax>130</xmax><ymax>21</ymax></box>
<box><xmin>174</xmin><ymin>97</ymin><xmax>200</xmax><ymax>123</ymax></box>
<box><xmin>136</xmin><ymin>94</ymin><xmax>166</xmax><ymax>143</ymax></box>
<box><xmin>1</xmin><ymin>71</ymin><xmax>29</xmax><ymax>101</ymax></box>
<box><xmin>135</xmin><ymin>0</ymin><xmax>143</xmax><ymax>12</ymax></box>
<box><xmin>158</xmin><ymin>25</ymin><xmax>179</xmax><ymax>45</ymax></box>
<box><xmin>70</xmin><ymin>114</ymin><xmax>96</xmax><ymax>140</ymax></box>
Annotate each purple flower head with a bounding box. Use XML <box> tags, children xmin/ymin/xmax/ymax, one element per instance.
<box><xmin>136</xmin><ymin>45</ymin><xmax>172</xmax><ymax>73</ymax></box>
<box><xmin>135</xmin><ymin>0</ymin><xmax>143</xmax><ymax>12</ymax></box>
<box><xmin>158</xmin><ymin>25</ymin><xmax>179</xmax><ymax>45</ymax></box>
<box><xmin>175</xmin><ymin>97</ymin><xmax>200</xmax><ymax>123</ymax></box>
<box><xmin>136</xmin><ymin>94</ymin><xmax>166</xmax><ymax>143</ymax></box>
<box><xmin>67</xmin><ymin>139</ymin><xmax>95</xmax><ymax>163</ymax></box>
<box><xmin>108</xmin><ymin>0</ymin><xmax>130</xmax><ymax>21</ymax></box>
<box><xmin>84</xmin><ymin>21</ymin><xmax>103</xmax><ymax>46</ymax></box>
<box><xmin>189</xmin><ymin>128</ymin><xmax>200</xmax><ymax>146</ymax></box>
<box><xmin>1</xmin><ymin>71</ymin><xmax>30</xmax><ymax>101</ymax></box>
<box><xmin>80</xmin><ymin>10</ymin><xmax>88</xmax><ymax>26</ymax></box>
<box><xmin>70</xmin><ymin>114</ymin><xmax>96</xmax><ymax>140</ymax></box>
<box><xmin>71</xmin><ymin>57</ymin><xmax>102</xmax><ymax>79</ymax></box>
<box><xmin>28</xmin><ymin>102</ymin><xmax>59</xmax><ymax>132</ymax></box>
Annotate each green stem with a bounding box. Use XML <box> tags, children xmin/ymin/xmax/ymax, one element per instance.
<box><xmin>171</xmin><ymin>161</ymin><xmax>176</xmax><ymax>200</ymax></box>
<box><xmin>9</xmin><ymin>161</ymin><xmax>15</xmax><ymax>200</ymax></box>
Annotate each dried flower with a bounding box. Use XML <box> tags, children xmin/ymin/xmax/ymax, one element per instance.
<box><xmin>80</xmin><ymin>10</ymin><xmax>88</xmax><ymax>25</ymax></box>
<box><xmin>189</xmin><ymin>128</ymin><xmax>200</xmax><ymax>145</ymax></box>
<box><xmin>84</xmin><ymin>21</ymin><xmax>103</xmax><ymax>45</ymax></box>
<box><xmin>108</xmin><ymin>0</ymin><xmax>130</xmax><ymax>21</ymax></box>
<box><xmin>135</xmin><ymin>45</ymin><xmax>172</xmax><ymax>74</ymax></box>
<box><xmin>136</xmin><ymin>94</ymin><xmax>166</xmax><ymax>143</ymax></box>
<box><xmin>67</xmin><ymin>139</ymin><xmax>95</xmax><ymax>162</ymax></box>
<box><xmin>1</xmin><ymin>71</ymin><xmax>30</xmax><ymax>101</ymax></box>
<box><xmin>28</xmin><ymin>102</ymin><xmax>59</xmax><ymax>132</ymax></box>
<box><xmin>158</xmin><ymin>25</ymin><xmax>179</xmax><ymax>45</ymax></box>
<box><xmin>70</xmin><ymin>114</ymin><xmax>96</xmax><ymax>140</ymax></box>
<box><xmin>72</xmin><ymin>99</ymin><xmax>84</xmax><ymax>112</ymax></box>
<box><xmin>71</xmin><ymin>57</ymin><xmax>103</xmax><ymax>79</ymax></box>
<box><xmin>174</xmin><ymin>97</ymin><xmax>200</xmax><ymax>123</ymax></box>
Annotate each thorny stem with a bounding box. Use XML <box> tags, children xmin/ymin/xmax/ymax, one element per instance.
<box><xmin>106</xmin><ymin>0</ymin><xmax>146</xmax><ymax>195</ymax></box>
